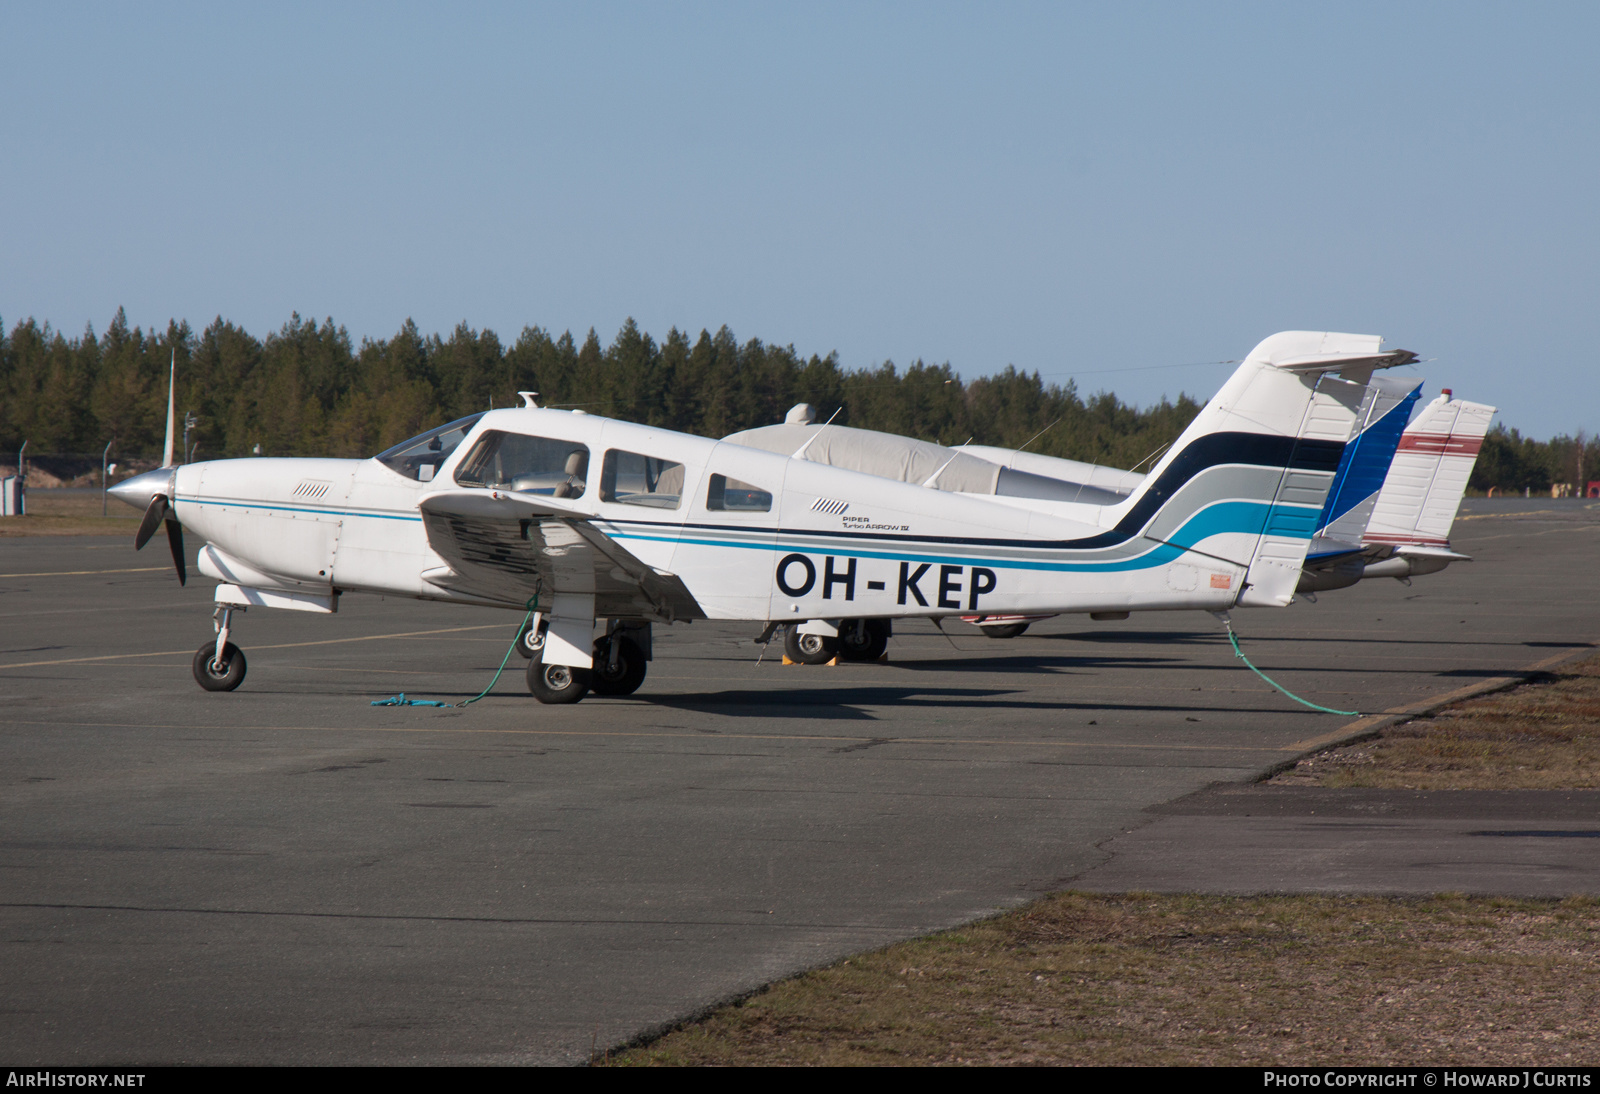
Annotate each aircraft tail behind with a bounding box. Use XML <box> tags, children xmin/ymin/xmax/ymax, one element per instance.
<box><xmin>1363</xmin><ymin>392</ymin><xmax>1496</xmax><ymax>550</ymax></box>
<box><xmin>1315</xmin><ymin>376</ymin><xmax>1425</xmax><ymax>543</ymax></box>
<box><xmin>1111</xmin><ymin>332</ymin><xmax>1416</xmax><ymax>608</ymax></box>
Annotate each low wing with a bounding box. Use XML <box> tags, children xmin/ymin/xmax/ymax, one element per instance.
<box><xmin>417</xmin><ymin>490</ymin><xmax>704</xmax><ymax>622</ymax></box>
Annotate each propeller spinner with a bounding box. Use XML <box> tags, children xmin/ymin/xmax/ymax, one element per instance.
<box><xmin>112</xmin><ymin>468</ymin><xmax>186</xmax><ymax>586</ymax></box>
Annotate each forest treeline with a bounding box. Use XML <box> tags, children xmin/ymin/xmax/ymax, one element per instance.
<box><xmin>1</xmin><ymin>309</ymin><xmax>1591</xmax><ymax>491</ymax></box>
<box><xmin>0</xmin><ymin>309</ymin><xmax>1199</xmax><ymax>472</ymax></box>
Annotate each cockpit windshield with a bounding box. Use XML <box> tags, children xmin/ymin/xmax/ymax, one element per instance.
<box><xmin>374</xmin><ymin>414</ymin><xmax>485</xmax><ymax>482</ymax></box>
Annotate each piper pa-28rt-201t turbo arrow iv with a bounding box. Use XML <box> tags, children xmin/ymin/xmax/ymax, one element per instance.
<box><xmin>110</xmin><ymin>331</ymin><xmax>1416</xmax><ymax>703</ymax></box>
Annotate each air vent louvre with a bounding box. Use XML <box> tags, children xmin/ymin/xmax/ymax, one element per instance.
<box><xmin>292</xmin><ymin>479</ymin><xmax>333</xmax><ymax>499</ymax></box>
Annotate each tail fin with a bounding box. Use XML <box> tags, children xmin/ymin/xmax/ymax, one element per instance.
<box><xmin>1315</xmin><ymin>376</ymin><xmax>1425</xmax><ymax>543</ymax></box>
<box><xmin>1363</xmin><ymin>392</ymin><xmax>1496</xmax><ymax>549</ymax></box>
<box><xmin>1111</xmin><ymin>332</ymin><xmax>1416</xmax><ymax>608</ymax></box>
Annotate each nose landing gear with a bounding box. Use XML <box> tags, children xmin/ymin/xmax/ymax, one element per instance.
<box><xmin>193</xmin><ymin>605</ymin><xmax>248</xmax><ymax>691</ymax></box>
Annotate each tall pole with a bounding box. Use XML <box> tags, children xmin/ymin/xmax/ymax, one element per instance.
<box><xmin>162</xmin><ymin>349</ymin><xmax>176</xmax><ymax>468</ymax></box>
<box><xmin>102</xmin><ymin>440</ymin><xmax>114</xmax><ymax>516</ymax></box>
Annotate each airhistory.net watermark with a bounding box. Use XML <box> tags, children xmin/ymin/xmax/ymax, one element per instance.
<box><xmin>6</xmin><ymin>1075</ymin><xmax>144</xmax><ymax>1088</ymax></box>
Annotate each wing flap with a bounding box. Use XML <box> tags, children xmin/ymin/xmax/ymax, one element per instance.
<box><xmin>417</xmin><ymin>491</ymin><xmax>704</xmax><ymax>621</ymax></box>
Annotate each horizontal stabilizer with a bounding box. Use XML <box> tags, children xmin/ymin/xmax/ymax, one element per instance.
<box><xmin>1303</xmin><ymin>535</ymin><xmax>1367</xmax><ymax>565</ymax></box>
<box><xmin>1274</xmin><ymin>349</ymin><xmax>1418</xmax><ymax>375</ymax></box>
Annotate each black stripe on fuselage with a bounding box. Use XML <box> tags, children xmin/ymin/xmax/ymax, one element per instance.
<box><xmin>604</xmin><ymin>430</ymin><xmax>1344</xmax><ymax>552</ymax></box>
<box><xmin>1059</xmin><ymin>431</ymin><xmax>1344</xmax><ymax>549</ymax></box>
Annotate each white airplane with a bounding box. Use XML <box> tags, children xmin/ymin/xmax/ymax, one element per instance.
<box><xmin>109</xmin><ymin>330</ymin><xmax>1413</xmax><ymax>702</ymax></box>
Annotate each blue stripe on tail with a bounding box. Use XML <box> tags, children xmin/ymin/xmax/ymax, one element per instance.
<box><xmin>1316</xmin><ymin>386</ymin><xmax>1421</xmax><ymax>533</ymax></box>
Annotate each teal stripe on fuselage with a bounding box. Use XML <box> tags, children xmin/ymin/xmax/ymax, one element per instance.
<box><xmin>176</xmin><ymin>493</ymin><xmax>1313</xmax><ymax>573</ymax></box>
<box><xmin>1262</xmin><ymin>503</ymin><xmax>1320</xmax><ymax>538</ymax></box>
<box><xmin>176</xmin><ymin>495</ymin><xmax>424</xmax><ymax>522</ymax></box>
<box><xmin>608</xmin><ymin>499</ymin><xmax>1309</xmax><ymax>574</ymax></box>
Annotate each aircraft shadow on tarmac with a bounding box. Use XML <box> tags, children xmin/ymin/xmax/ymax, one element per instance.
<box><xmin>1028</xmin><ymin>629</ymin><xmax>1215</xmax><ymax>645</ymax></box>
<box><xmin>644</xmin><ymin>685</ymin><xmax>1330</xmax><ymax>719</ymax></box>
<box><xmin>1049</xmin><ymin>630</ymin><xmax>1584</xmax><ymax>651</ymax></box>
<box><xmin>878</xmin><ymin>650</ymin><xmax>1513</xmax><ymax>682</ymax></box>
<box><xmin>883</xmin><ymin>652</ymin><xmax>1187</xmax><ymax>674</ymax></box>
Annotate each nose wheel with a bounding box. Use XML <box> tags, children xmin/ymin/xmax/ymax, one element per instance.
<box><xmin>513</xmin><ymin>617</ymin><xmax>546</xmax><ymax>658</ymax></box>
<box><xmin>194</xmin><ymin>606</ymin><xmax>248</xmax><ymax>692</ymax></box>
<box><xmin>193</xmin><ymin>641</ymin><xmax>247</xmax><ymax>691</ymax></box>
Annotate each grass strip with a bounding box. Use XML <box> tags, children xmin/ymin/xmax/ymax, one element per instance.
<box><xmin>1274</xmin><ymin>652</ymin><xmax>1600</xmax><ymax>790</ymax></box>
<box><xmin>606</xmin><ymin>892</ymin><xmax>1600</xmax><ymax>1066</ymax></box>
<box><xmin>0</xmin><ymin>490</ymin><xmax>140</xmax><ymax>536</ymax></box>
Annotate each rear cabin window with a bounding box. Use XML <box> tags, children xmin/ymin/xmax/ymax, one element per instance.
<box><xmin>600</xmin><ymin>450</ymin><xmax>684</xmax><ymax>509</ymax></box>
<box><xmin>706</xmin><ymin>473</ymin><xmax>772</xmax><ymax>512</ymax></box>
<box><xmin>454</xmin><ymin>431</ymin><xmax>590</xmax><ymax>498</ymax></box>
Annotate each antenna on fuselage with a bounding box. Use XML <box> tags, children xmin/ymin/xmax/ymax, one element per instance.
<box><xmin>994</xmin><ymin>417</ymin><xmax>1061</xmax><ymax>470</ymax></box>
<box><xmin>790</xmin><ymin>406</ymin><xmax>842</xmax><ymax>460</ymax></box>
<box><xmin>920</xmin><ymin>438</ymin><xmax>974</xmax><ymax>488</ymax></box>
<box><xmin>518</xmin><ymin>391</ymin><xmax>541</xmax><ymax>408</ymax></box>
<box><xmin>161</xmin><ymin>348</ymin><xmax>177</xmax><ymax>468</ymax></box>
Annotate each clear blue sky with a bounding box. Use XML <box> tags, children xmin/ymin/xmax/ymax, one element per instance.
<box><xmin>3</xmin><ymin>2</ymin><xmax>1596</xmax><ymax>437</ymax></box>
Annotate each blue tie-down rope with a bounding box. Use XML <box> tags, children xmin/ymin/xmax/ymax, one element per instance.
<box><xmin>1223</xmin><ymin>621</ymin><xmax>1360</xmax><ymax>717</ymax></box>
<box><xmin>371</xmin><ymin>597</ymin><xmax>539</xmax><ymax>709</ymax></box>
<box><xmin>371</xmin><ymin>693</ymin><xmax>452</xmax><ymax>708</ymax></box>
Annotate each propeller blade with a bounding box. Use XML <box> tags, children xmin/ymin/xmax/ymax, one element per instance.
<box><xmin>165</xmin><ymin>517</ymin><xmax>187</xmax><ymax>586</ymax></box>
<box><xmin>134</xmin><ymin>495</ymin><xmax>169</xmax><ymax>550</ymax></box>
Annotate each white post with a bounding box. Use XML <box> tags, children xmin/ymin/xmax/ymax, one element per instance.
<box><xmin>101</xmin><ymin>440</ymin><xmax>113</xmax><ymax>516</ymax></box>
<box><xmin>161</xmin><ymin>349</ymin><xmax>177</xmax><ymax>468</ymax></box>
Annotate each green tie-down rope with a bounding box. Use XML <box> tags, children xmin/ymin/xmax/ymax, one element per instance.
<box><xmin>371</xmin><ymin>595</ymin><xmax>540</xmax><ymax>709</ymax></box>
<box><xmin>1223</xmin><ymin>621</ymin><xmax>1360</xmax><ymax>717</ymax></box>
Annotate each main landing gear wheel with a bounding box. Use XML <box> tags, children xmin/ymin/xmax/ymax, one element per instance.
<box><xmin>591</xmin><ymin>636</ymin><xmax>647</xmax><ymax>697</ymax></box>
<box><xmin>784</xmin><ymin>626</ymin><xmax>839</xmax><ymax>665</ymax></box>
<box><xmin>837</xmin><ymin>619</ymin><xmax>890</xmax><ymax>662</ymax></box>
<box><xmin>193</xmin><ymin>641</ymin><xmax>247</xmax><ymax>691</ymax></box>
<box><xmin>514</xmin><ymin>618</ymin><xmax>546</xmax><ymax>659</ymax></box>
<box><xmin>979</xmin><ymin>622</ymin><xmax>1030</xmax><ymax>639</ymax></box>
<box><xmin>526</xmin><ymin>655</ymin><xmax>591</xmax><ymax>704</ymax></box>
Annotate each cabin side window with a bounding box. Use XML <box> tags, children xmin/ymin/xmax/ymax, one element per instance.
<box><xmin>454</xmin><ymin>430</ymin><xmax>590</xmax><ymax>498</ymax></box>
<box><xmin>600</xmin><ymin>450</ymin><xmax>684</xmax><ymax>509</ymax></box>
<box><xmin>706</xmin><ymin>473</ymin><xmax>772</xmax><ymax>512</ymax></box>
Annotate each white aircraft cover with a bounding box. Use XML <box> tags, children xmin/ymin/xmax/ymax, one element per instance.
<box><xmin>962</xmin><ymin>446</ymin><xmax>1143</xmax><ymax>495</ymax></box>
<box><xmin>725</xmin><ymin>423</ymin><xmax>1004</xmax><ymax>493</ymax></box>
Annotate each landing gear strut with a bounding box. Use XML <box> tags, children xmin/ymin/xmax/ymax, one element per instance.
<box><xmin>194</xmin><ymin>605</ymin><xmax>248</xmax><ymax>691</ymax></box>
